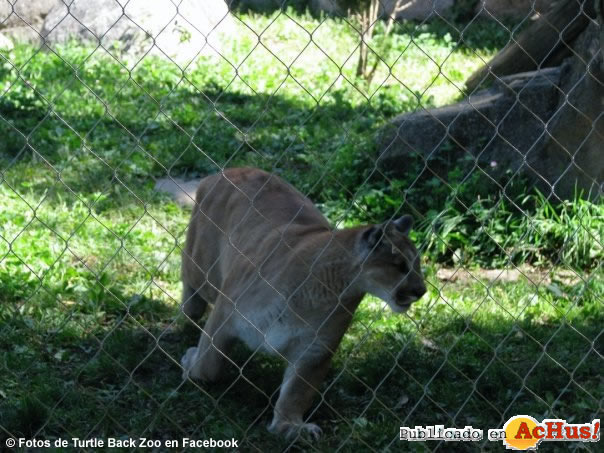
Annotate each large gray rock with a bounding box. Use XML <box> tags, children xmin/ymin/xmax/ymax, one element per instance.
<box><xmin>0</xmin><ymin>0</ymin><xmax>60</xmax><ymax>30</ymax></box>
<box><xmin>378</xmin><ymin>0</ymin><xmax>454</xmax><ymax>20</ymax></box>
<box><xmin>535</xmin><ymin>21</ymin><xmax>603</xmax><ymax>198</ymax></box>
<box><xmin>0</xmin><ymin>31</ymin><xmax>14</xmax><ymax>49</ymax></box>
<box><xmin>241</xmin><ymin>0</ymin><xmax>454</xmax><ymax>21</ymax></box>
<box><xmin>475</xmin><ymin>0</ymin><xmax>551</xmax><ymax>19</ymax></box>
<box><xmin>41</xmin><ymin>0</ymin><xmax>233</xmax><ymax>64</ymax></box>
<box><xmin>0</xmin><ymin>25</ymin><xmax>43</xmax><ymax>43</ymax></box>
<box><xmin>379</xmin><ymin>18</ymin><xmax>603</xmax><ymax>199</ymax></box>
<box><xmin>379</xmin><ymin>67</ymin><xmax>562</xmax><ymax>185</ymax></box>
<box><xmin>0</xmin><ymin>0</ymin><xmax>62</xmax><ymax>43</ymax></box>
<box><xmin>235</xmin><ymin>0</ymin><xmax>283</xmax><ymax>10</ymax></box>
<box><xmin>154</xmin><ymin>177</ymin><xmax>199</xmax><ymax>207</ymax></box>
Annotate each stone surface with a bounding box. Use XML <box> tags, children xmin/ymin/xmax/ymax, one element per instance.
<box><xmin>475</xmin><ymin>0</ymin><xmax>551</xmax><ymax>19</ymax></box>
<box><xmin>241</xmin><ymin>0</ymin><xmax>454</xmax><ymax>20</ymax></box>
<box><xmin>0</xmin><ymin>0</ymin><xmax>61</xmax><ymax>43</ymax></box>
<box><xmin>236</xmin><ymin>0</ymin><xmax>284</xmax><ymax>11</ymax></box>
<box><xmin>0</xmin><ymin>31</ymin><xmax>13</xmax><ymax>49</ymax></box>
<box><xmin>0</xmin><ymin>0</ymin><xmax>60</xmax><ymax>30</ymax></box>
<box><xmin>466</xmin><ymin>0</ymin><xmax>595</xmax><ymax>92</ymax></box>
<box><xmin>0</xmin><ymin>25</ymin><xmax>42</xmax><ymax>43</ymax></box>
<box><xmin>535</xmin><ymin>21</ymin><xmax>604</xmax><ymax>198</ymax></box>
<box><xmin>379</xmin><ymin>0</ymin><xmax>454</xmax><ymax>20</ymax></box>
<box><xmin>379</xmin><ymin>67</ymin><xmax>562</xmax><ymax>185</ymax></box>
<box><xmin>155</xmin><ymin>177</ymin><xmax>200</xmax><ymax>207</ymax></box>
<box><xmin>379</xmin><ymin>16</ymin><xmax>603</xmax><ymax>199</ymax></box>
<box><xmin>40</xmin><ymin>0</ymin><xmax>233</xmax><ymax>64</ymax></box>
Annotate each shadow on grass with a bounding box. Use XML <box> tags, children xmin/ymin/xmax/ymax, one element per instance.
<box><xmin>0</xmin><ymin>65</ymin><xmax>426</xmax><ymax>220</ymax></box>
<box><xmin>0</xmin><ymin>29</ymin><xmax>515</xmax><ymax>231</ymax></box>
<box><xmin>1</xmin><ymin>290</ymin><xmax>601</xmax><ymax>451</ymax></box>
<box><xmin>2</xmin><ymin>74</ymin><xmax>515</xmax><ymax>230</ymax></box>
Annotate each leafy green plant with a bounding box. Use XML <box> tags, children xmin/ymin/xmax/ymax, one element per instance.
<box><xmin>418</xmin><ymin>190</ymin><xmax>602</xmax><ymax>269</ymax></box>
<box><xmin>521</xmin><ymin>191</ymin><xmax>603</xmax><ymax>269</ymax></box>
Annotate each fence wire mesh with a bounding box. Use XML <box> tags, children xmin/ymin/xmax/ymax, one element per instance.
<box><xmin>0</xmin><ymin>0</ymin><xmax>602</xmax><ymax>451</ymax></box>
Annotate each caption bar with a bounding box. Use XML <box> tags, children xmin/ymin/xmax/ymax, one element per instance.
<box><xmin>5</xmin><ymin>437</ymin><xmax>239</xmax><ymax>449</ymax></box>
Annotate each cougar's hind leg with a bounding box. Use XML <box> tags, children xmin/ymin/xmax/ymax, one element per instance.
<box><xmin>181</xmin><ymin>282</ymin><xmax>208</xmax><ymax>320</ymax></box>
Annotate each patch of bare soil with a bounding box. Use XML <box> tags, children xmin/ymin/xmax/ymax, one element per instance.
<box><xmin>436</xmin><ymin>267</ymin><xmax>581</xmax><ymax>286</ymax></box>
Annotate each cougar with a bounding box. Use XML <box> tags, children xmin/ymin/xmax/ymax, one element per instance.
<box><xmin>180</xmin><ymin>168</ymin><xmax>426</xmax><ymax>440</ymax></box>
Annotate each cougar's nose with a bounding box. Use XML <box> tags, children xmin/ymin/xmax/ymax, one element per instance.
<box><xmin>412</xmin><ymin>285</ymin><xmax>426</xmax><ymax>299</ymax></box>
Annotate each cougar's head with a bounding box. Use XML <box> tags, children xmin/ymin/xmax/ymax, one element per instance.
<box><xmin>359</xmin><ymin>215</ymin><xmax>426</xmax><ymax>313</ymax></box>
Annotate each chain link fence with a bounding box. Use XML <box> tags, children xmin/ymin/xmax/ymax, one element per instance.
<box><xmin>0</xmin><ymin>0</ymin><xmax>602</xmax><ymax>451</ymax></box>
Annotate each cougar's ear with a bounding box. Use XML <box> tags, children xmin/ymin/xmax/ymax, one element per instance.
<box><xmin>361</xmin><ymin>225</ymin><xmax>384</xmax><ymax>250</ymax></box>
<box><xmin>392</xmin><ymin>215</ymin><xmax>413</xmax><ymax>236</ymax></box>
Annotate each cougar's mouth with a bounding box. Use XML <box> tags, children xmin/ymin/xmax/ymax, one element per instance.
<box><xmin>390</xmin><ymin>296</ymin><xmax>416</xmax><ymax>313</ymax></box>
<box><xmin>395</xmin><ymin>297</ymin><xmax>415</xmax><ymax>308</ymax></box>
<box><xmin>395</xmin><ymin>289</ymin><xmax>417</xmax><ymax>307</ymax></box>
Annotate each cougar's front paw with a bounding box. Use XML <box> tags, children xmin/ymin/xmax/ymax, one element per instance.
<box><xmin>268</xmin><ymin>419</ymin><xmax>322</xmax><ymax>441</ymax></box>
<box><xmin>181</xmin><ymin>347</ymin><xmax>200</xmax><ymax>380</ymax></box>
<box><xmin>294</xmin><ymin>422</ymin><xmax>322</xmax><ymax>441</ymax></box>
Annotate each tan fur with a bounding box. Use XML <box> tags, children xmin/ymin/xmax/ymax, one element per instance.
<box><xmin>180</xmin><ymin>168</ymin><xmax>426</xmax><ymax>440</ymax></box>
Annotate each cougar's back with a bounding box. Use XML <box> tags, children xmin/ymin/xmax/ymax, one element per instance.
<box><xmin>181</xmin><ymin>168</ymin><xmax>330</xmax><ymax>303</ymax></box>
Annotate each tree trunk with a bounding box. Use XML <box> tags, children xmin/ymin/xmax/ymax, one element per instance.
<box><xmin>466</xmin><ymin>0</ymin><xmax>597</xmax><ymax>92</ymax></box>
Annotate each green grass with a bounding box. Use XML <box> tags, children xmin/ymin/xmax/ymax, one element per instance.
<box><xmin>1</xmin><ymin>233</ymin><xmax>601</xmax><ymax>450</ymax></box>
<box><xmin>0</xmin><ymin>8</ymin><xmax>602</xmax><ymax>451</ymax></box>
